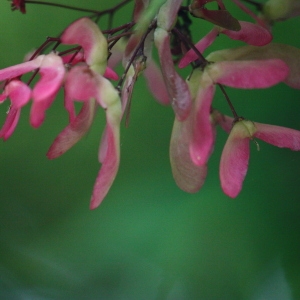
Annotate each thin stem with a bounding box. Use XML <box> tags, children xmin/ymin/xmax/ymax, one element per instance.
<box><xmin>217</xmin><ymin>84</ymin><xmax>239</xmax><ymax>119</ymax></box>
<box><xmin>24</xmin><ymin>1</ymin><xmax>101</xmax><ymax>13</ymax></box>
<box><xmin>240</xmin><ymin>0</ymin><xmax>263</xmax><ymax>10</ymax></box>
<box><xmin>232</xmin><ymin>0</ymin><xmax>266</xmax><ymax>27</ymax></box>
<box><xmin>58</xmin><ymin>46</ymin><xmax>82</xmax><ymax>57</ymax></box>
<box><xmin>108</xmin><ymin>12</ymin><xmax>114</xmax><ymax>30</ymax></box>
<box><xmin>52</xmin><ymin>40</ymin><xmax>61</xmax><ymax>52</ymax></box>
<box><xmin>67</xmin><ymin>49</ymin><xmax>82</xmax><ymax>64</ymax></box>
<box><xmin>27</xmin><ymin>69</ymin><xmax>39</xmax><ymax>85</ymax></box>
<box><xmin>172</xmin><ymin>27</ymin><xmax>207</xmax><ymax>67</ymax></box>
<box><xmin>103</xmin><ymin>21</ymin><xmax>135</xmax><ymax>35</ymax></box>
<box><xmin>107</xmin><ymin>23</ymin><xmax>135</xmax><ymax>53</ymax></box>
<box><xmin>24</xmin><ymin>0</ymin><xmax>134</xmax><ymax>21</ymax></box>
<box><xmin>93</xmin><ymin>0</ymin><xmax>133</xmax><ymax>21</ymax></box>
<box><xmin>28</xmin><ymin>37</ymin><xmax>60</xmax><ymax>61</ymax></box>
<box><xmin>116</xmin><ymin>21</ymin><xmax>156</xmax><ymax>92</ymax></box>
<box><xmin>107</xmin><ymin>31</ymin><xmax>133</xmax><ymax>43</ymax></box>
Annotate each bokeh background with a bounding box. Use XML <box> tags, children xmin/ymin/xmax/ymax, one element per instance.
<box><xmin>1</xmin><ymin>1</ymin><xmax>300</xmax><ymax>299</ymax></box>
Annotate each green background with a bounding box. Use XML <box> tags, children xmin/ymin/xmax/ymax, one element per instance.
<box><xmin>0</xmin><ymin>1</ymin><xmax>300</xmax><ymax>299</ymax></box>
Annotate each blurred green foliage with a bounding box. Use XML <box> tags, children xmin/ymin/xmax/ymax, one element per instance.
<box><xmin>0</xmin><ymin>1</ymin><xmax>300</xmax><ymax>299</ymax></box>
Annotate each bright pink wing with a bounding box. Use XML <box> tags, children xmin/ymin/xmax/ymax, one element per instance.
<box><xmin>220</xmin><ymin>123</ymin><xmax>250</xmax><ymax>198</ymax></box>
<box><xmin>0</xmin><ymin>55</ymin><xmax>43</xmax><ymax>81</ymax></box>
<box><xmin>254</xmin><ymin>123</ymin><xmax>300</xmax><ymax>150</ymax></box>
<box><xmin>221</xmin><ymin>21</ymin><xmax>272</xmax><ymax>46</ymax></box>
<box><xmin>154</xmin><ymin>28</ymin><xmax>191</xmax><ymax>121</ymax></box>
<box><xmin>47</xmin><ymin>100</ymin><xmax>96</xmax><ymax>159</ymax></box>
<box><xmin>61</xmin><ymin>18</ymin><xmax>107</xmax><ymax>73</ymax></box>
<box><xmin>31</xmin><ymin>54</ymin><xmax>65</xmax><ymax>128</ymax></box>
<box><xmin>190</xmin><ymin>79</ymin><xmax>216</xmax><ymax>166</ymax></box>
<box><xmin>170</xmin><ymin>114</ymin><xmax>207</xmax><ymax>193</ymax></box>
<box><xmin>0</xmin><ymin>106</ymin><xmax>21</xmax><ymax>140</ymax></box>
<box><xmin>4</xmin><ymin>80</ymin><xmax>31</xmax><ymax>108</ymax></box>
<box><xmin>143</xmin><ymin>60</ymin><xmax>170</xmax><ymax>105</ymax></box>
<box><xmin>178</xmin><ymin>28</ymin><xmax>218</xmax><ymax>68</ymax></box>
<box><xmin>208</xmin><ymin>59</ymin><xmax>289</xmax><ymax>88</ymax></box>
<box><xmin>90</xmin><ymin>121</ymin><xmax>120</xmax><ymax>209</ymax></box>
